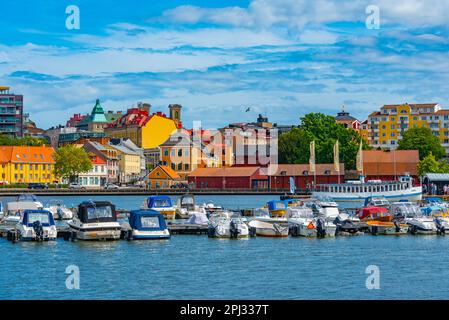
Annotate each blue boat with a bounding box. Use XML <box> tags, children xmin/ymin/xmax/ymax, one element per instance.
<box><xmin>16</xmin><ymin>209</ymin><xmax>57</xmax><ymax>241</ymax></box>
<box><xmin>144</xmin><ymin>196</ymin><xmax>176</xmax><ymax>220</ymax></box>
<box><xmin>267</xmin><ymin>199</ymin><xmax>296</xmax><ymax>217</ymax></box>
<box><xmin>128</xmin><ymin>210</ymin><xmax>170</xmax><ymax>240</ymax></box>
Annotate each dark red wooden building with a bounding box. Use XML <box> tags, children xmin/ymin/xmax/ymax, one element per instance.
<box><xmin>188</xmin><ymin>167</ymin><xmax>268</xmax><ymax>189</ymax></box>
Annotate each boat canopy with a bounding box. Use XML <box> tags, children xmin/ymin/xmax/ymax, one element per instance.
<box><xmin>147</xmin><ymin>196</ymin><xmax>173</xmax><ymax>208</ymax></box>
<box><xmin>390</xmin><ymin>202</ymin><xmax>421</xmax><ymax>217</ymax></box>
<box><xmin>423</xmin><ymin>197</ymin><xmax>443</xmax><ymax>204</ymax></box>
<box><xmin>179</xmin><ymin>194</ymin><xmax>195</xmax><ymax>210</ymax></box>
<box><xmin>285</xmin><ymin>207</ymin><xmax>314</xmax><ymax>219</ymax></box>
<box><xmin>21</xmin><ymin>210</ymin><xmax>55</xmax><ymax>227</ymax></box>
<box><xmin>129</xmin><ymin>210</ymin><xmax>167</xmax><ymax>231</ymax></box>
<box><xmin>421</xmin><ymin>205</ymin><xmax>445</xmax><ymax>215</ymax></box>
<box><xmin>77</xmin><ymin>201</ymin><xmax>117</xmax><ymax>223</ymax></box>
<box><xmin>357</xmin><ymin>206</ymin><xmax>389</xmax><ymax>220</ymax></box>
<box><xmin>364</xmin><ymin>196</ymin><xmax>390</xmax><ymax>207</ymax></box>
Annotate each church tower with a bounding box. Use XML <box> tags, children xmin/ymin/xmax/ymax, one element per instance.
<box><xmin>169</xmin><ymin>104</ymin><xmax>182</xmax><ymax>125</ymax></box>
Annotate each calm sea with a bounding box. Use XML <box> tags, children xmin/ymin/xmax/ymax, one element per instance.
<box><xmin>1</xmin><ymin>195</ymin><xmax>449</xmax><ymax>300</ymax></box>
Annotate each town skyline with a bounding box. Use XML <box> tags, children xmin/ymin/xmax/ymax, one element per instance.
<box><xmin>2</xmin><ymin>1</ymin><xmax>449</xmax><ymax>129</ymax></box>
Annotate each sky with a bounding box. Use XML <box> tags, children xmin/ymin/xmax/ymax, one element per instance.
<box><xmin>1</xmin><ymin>0</ymin><xmax>449</xmax><ymax>130</ymax></box>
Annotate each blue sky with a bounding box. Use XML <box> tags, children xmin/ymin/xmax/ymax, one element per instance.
<box><xmin>1</xmin><ymin>0</ymin><xmax>449</xmax><ymax>129</ymax></box>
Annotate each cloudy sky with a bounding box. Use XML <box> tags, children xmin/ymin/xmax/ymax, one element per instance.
<box><xmin>1</xmin><ymin>0</ymin><xmax>449</xmax><ymax>129</ymax></box>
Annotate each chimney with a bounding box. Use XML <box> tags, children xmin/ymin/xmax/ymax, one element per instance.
<box><xmin>137</xmin><ymin>102</ymin><xmax>151</xmax><ymax>114</ymax></box>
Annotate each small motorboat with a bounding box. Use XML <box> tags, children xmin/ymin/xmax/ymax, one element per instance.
<box><xmin>390</xmin><ymin>201</ymin><xmax>436</xmax><ymax>235</ymax></box>
<box><xmin>2</xmin><ymin>195</ymin><xmax>44</xmax><ymax>227</ymax></box>
<box><xmin>333</xmin><ymin>211</ymin><xmax>366</xmax><ymax>236</ymax></box>
<box><xmin>314</xmin><ymin>197</ymin><xmax>340</xmax><ymax>220</ymax></box>
<box><xmin>175</xmin><ymin>194</ymin><xmax>206</xmax><ymax>219</ymax></box>
<box><xmin>248</xmin><ymin>219</ymin><xmax>289</xmax><ymax>237</ymax></box>
<box><xmin>427</xmin><ymin>206</ymin><xmax>449</xmax><ymax>235</ymax></box>
<box><xmin>67</xmin><ymin>201</ymin><xmax>122</xmax><ymax>241</ymax></box>
<box><xmin>143</xmin><ymin>196</ymin><xmax>176</xmax><ymax>220</ymax></box>
<box><xmin>127</xmin><ymin>210</ymin><xmax>170</xmax><ymax>240</ymax></box>
<box><xmin>365</xmin><ymin>196</ymin><xmax>390</xmax><ymax>208</ymax></box>
<box><xmin>11</xmin><ymin>209</ymin><xmax>57</xmax><ymax>242</ymax></box>
<box><xmin>356</xmin><ymin>206</ymin><xmax>392</xmax><ymax>222</ymax></box>
<box><xmin>208</xmin><ymin>213</ymin><xmax>249</xmax><ymax>239</ymax></box>
<box><xmin>201</xmin><ymin>201</ymin><xmax>224</xmax><ymax>216</ymax></box>
<box><xmin>365</xmin><ymin>220</ymin><xmax>409</xmax><ymax>235</ymax></box>
<box><xmin>44</xmin><ymin>200</ymin><xmax>74</xmax><ymax>220</ymax></box>
<box><xmin>252</xmin><ymin>208</ymin><xmax>288</xmax><ymax>227</ymax></box>
<box><xmin>266</xmin><ymin>199</ymin><xmax>298</xmax><ymax>218</ymax></box>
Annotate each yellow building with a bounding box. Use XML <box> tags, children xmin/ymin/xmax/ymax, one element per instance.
<box><xmin>0</xmin><ymin>146</ymin><xmax>56</xmax><ymax>184</ymax></box>
<box><xmin>364</xmin><ymin>103</ymin><xmax>449</xmax><ymax>153</ymax></box>
<box><xmin>104</xmin><ymin>104</ymin><xmax>180</xmax><ymax>149</ymax></box>
<box><xmin>108</xmin><ymin>144</ymin><xmax>141</xmax><ymax>183</ymax></box>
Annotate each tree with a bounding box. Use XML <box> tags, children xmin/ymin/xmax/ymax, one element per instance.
<box><xmin>54</xmin><ymin>145</ymin><xmax>93</xmax><ymax>182</ymax></box>
<box><xmin>0</xmin><ymin>134</ymin><xmax>47</xmax><ymax>146</ymax></box>
<box><xmin>278</xmin><ymin>113</ymin><xmax>370</xmax><ymax>170</ymax></box>
<box><xmin>398</xmin><ymin>127</ymin><xmax>445</xmax><ymax>160</ymax></box>
<box><xmin>417</xmin><ymin>152</ymin><xmax>449</xmax><ymax>176</ymax></box>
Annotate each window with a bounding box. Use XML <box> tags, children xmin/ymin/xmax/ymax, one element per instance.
<box><xmin>171</xmin><ymin>149</ymin><xmax>175</xmax><ymax>156</ymax></box>
<box><xmin>400</xmin><ymin>109</ymin><xmax>407</xmax><ymax>114</ymax></box>
<box><xmin>185</xmin><ymin>149</ymin><xmax>189</xmax><ymax>157</ymax></box>
<box><xmin>390</xmin><ymin>125</ymin><xmax>395</xmax><ymax>129</ymax></box>
<box><xmin>178</xmin><ymin>149</ymin><xmax>182</xmax><ymax>157</ymax></box>
<box><xmin>164</xmin><ymin>149</ymin><xmax>169</xmax><ymax>156</ymax></box>
<box><xmin>391</xmin><ymin>132</ymin><xmax>395</xmax><ymax>137</ymax></box>
<box><xmin>171</xmin><ymin>163</ymin><xmax>175</xmax><ymax>170</ymax></box>
<box><xmin>178</xmin><ymin>163</ymin><xmax>182</xmax><ymax>170</ymax></box>
<box><xmin>185</xmin><ymin>164</ymin><xmax>189</xmax><ymax>171</ymax></box>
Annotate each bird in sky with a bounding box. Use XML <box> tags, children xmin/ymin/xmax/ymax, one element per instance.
<box><xmin>245</xmin><ymin>107</ymin><xmax>250</xmax><ymax>112</ymax></box>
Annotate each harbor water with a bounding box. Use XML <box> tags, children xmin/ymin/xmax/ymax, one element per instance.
<box><xmin>1</xmin><ymin>195</ymin><xmax>449</xmax><ymax>300</ymax></box>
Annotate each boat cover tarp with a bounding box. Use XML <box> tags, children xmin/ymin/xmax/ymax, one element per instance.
<box><xmin>357</xmin><ymin>206</ymin><xmax>389</xmax><ymax>220</ymax></box>
<box><xmin>22</xmin><ymin>210</ymin><xmax>55</xmax><ymax>227</ymax></box>
<box><xmin>129</xmin><ymin>210</ymin><xmax>167</xmax><ymax>231</ymax></box>
<box><xmin>147</xmin><ymin>196</ymin><xmax>173</xmax><ymax>208</ymax></box>
<box><xmin>77</xmin><ymin>201</ymin><xmax>117</xmax><ymax>223</ymax></box>
<box><xmin>186</xmin><ymin>211</ymin><xmax>209</xmax><ymax>225</ymax></box>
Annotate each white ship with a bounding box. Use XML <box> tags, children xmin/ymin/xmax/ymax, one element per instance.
<box><xmin>311</xmin><ymin>175</ymin><xmax>422</xmax><ymax>206</ymax></box>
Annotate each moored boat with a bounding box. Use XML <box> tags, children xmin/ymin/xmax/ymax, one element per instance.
<box><xmin>248</xmin><ymin>219</ymin><xmax>289</xmax><ymax>238</ymax></box>
<box><xmin>44</xmin><ymin>199</ymin><xmax>74</xmax><ymax>220</ymax></box>
<box><xmin>208</xmin><ymin>213</ymin><xmax>249</xmax><ymax>239</ymax></box>
<box><xmin>175</xmin><ymin>194</ymin><xmax>205</xmax><ymax>219</ymax></box>
<box><xmin>67</xmin><ymin>201</ymin><xmax>122</xmax><ymax>241</ymax></box>
<box><xmin>127</xmin><ymin>210</ymin><xmax>170</xmax><ymax>240</ymax></box>
<box><xmin>143</xmin><ymin>196</ymin><xmax>176</xmax><ymax>220</ymax></box>
<box><xmin>11</xmin><ymin>209</ymin><xmax>57</xmax><ymax>242</ymax></box>
<box><xmin>390</xmin><ymin>201</ymin><xmax>436</xmax><ymax>235</ymax></box>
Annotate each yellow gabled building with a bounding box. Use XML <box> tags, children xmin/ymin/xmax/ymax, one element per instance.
<box><xmin>104</xmin><ymin>104</ymin><xmax>181</xmax><ymax>149</ymax></box>
<box><xmin>0</xmin><ymin>145</ymin><xmax>56</xmax><ymax>184</ymax></box>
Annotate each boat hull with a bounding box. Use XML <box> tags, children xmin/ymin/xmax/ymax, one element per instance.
<box><xmin>132</xmin><ymin>229</ymin><xmax>170</xmax><ymax>240</ymax></box>
<box><xmin>366</xmin><ymin>221</ymin><xmax>408</xmax><ymax>235</ymax></box>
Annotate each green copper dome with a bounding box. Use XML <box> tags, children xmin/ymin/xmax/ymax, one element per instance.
<box><xmin>89</xmin><ymin>99</ymin><xmax>108</xmax><ymax>123</ymax></box>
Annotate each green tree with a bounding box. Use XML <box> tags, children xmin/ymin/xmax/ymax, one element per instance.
<box><xmin>417</xmin><ymin>152</ymin><xmax>449</xmax><ymax>176</ymax></box>
<box><xmin>398</xmin><ymin>127</ymin><xmax>445</xmax><ymax>160</ymax></box>
<box><xmin>278</xmin><ymin>113</ymin><xmax>370</xmax><ymax>170</ymax></box>
<box><xmin>0</xmin><ymin>134</ymin><xmax>46</xmax><ymax>146</ymax></box>
<box><xmin>54</xmin><ymin>145</ymin><xmax>93</xmax><ymax>182</ymax></box>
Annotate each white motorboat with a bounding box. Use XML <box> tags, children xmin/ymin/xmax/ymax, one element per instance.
<box><xmin>186</xmin><ymin>210</ymin><xmax>209</xmax><ymax>225</ymax></box>
<box><xmin>252</xmin><ymin>208</ymin><xmax>288</xmax><ymax>227</ymax></box>
<box><xmin>208</xmin><ymin>213</ymin><xmax>249</xmax><ymax>239</ymax></box>
<box><xmin>127</xmin><ymin>210</ymin><xmax>170</xmax><ymax>240</ymax></box>
<box><xmin>67</xmin><ymin>201</ymin><xmax>121</xmax><ymax>241</ymax></box>
<box><xmin>201</xmin><ymin>201</ymin><xmax>224</xmax><ymax>216</ymax></box>
<box><xmin>390</xmin><ymin>201</ymin><xmax>437</xmax><ymax>235</ymax></box>
<box><xmin>44</xmin><ymin>200</ymin><xmax>74</xmax><ymax>220</ymax></box>
<box><xmin>312</xmin><ymin>175</ymin><xmax>422</xmax><ymax>206</ymax></box>
<box><xmin>1</xmin><ymin>194</ymin><xmax>43</xmax><ymax>227</ymax></box>
<box><xmin>286</xmin><ymin>205</ymin><xmax>336</xmax><ymax>238</ymax></box>
<box><xmin>12</xmin><ymin>209</ymin><xmax>57</xmax><ymax>241</ymax></box>
<box><xmin>247</xmin><ymin>219</ymin><xmax>289</xmax><ymax>237</ymax></box>
<box><xmin>333</xmin><ymin>211</ymin><xmax>366</xmax><ymax>235</ymax></box>
<box><xmin>175</xmin><ymin>194</ymin><xmax>206</xmax><ymax>219</ymax></box>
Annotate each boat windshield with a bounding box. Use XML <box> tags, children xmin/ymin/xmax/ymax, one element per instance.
<box><xmin>87</xmin><ymin>206</ymin><xmax>113</xmax><ymax>220</ymax></box>
<box><xmin>153</xmin><ymin>199</ymin><xmax>171</xmax><ymax>207</ymax></box>
<box><xmin>181</xmin><ymin>197</ymin><xmax>194</xmax><ymax>205</ymax></box>
<box><xmin>27</xmin><ymin>212</ymin><xmax>50</xmax><ymax>224</ymax></box>
<box><xmin>286</xmin><ymin>208</ymin><xmax>314</xmax><ymax>219</ymax></box>
<box><xmin>141</xmin><ymin>216</ymin><xmax>160</xmax><ymax>228</ymax></box>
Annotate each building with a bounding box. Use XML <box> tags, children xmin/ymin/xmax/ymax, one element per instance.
<box><xmin>75</xmin><ymin>99</ymin><xmax>120</xmax><ymax>132</ymax></box>
<box><xmin>83</xmin><ymin>141</ymin><xmax>119</xmax><ymax>183</ymax></box>
<box><xmin>0</xmin><ymin>86</ymin><xmax>23</xmax><ymax>138</ymax></box>
<box><xmin>66</xmin><ymin>113</ymin><xmax>87</xmax><ymax>127</ymax></box>
<box><xmin>105</xmin><ymin>104</ymin><xmax>181</xmax><ymax>150</ymax></box>
<box><xmin>0</xmin><ymin>145</ymin><xmax>56</xmax><ymax>184</ymax></box>
<box><xmin>45</xmin><ymin>126</ymin><xmax>77</xmax><ymax>148</ymax></box>
<box><xmin>268</xmin><ymin>164</ymin><xmax>345</xmax><ymax>190</ymax></box>
<box><xmin>76</xmin><ymin>153</ymin><xmax>108</xmax><ymax>188</ymax></box>
<box><xmin>22</xmin><ymin>113</ymin><xmax>47</xmax><ymax>139</ymax></box>
<box><xmin>58</xmin><ymin>131</ymin><xmax>106</xmax><ymax>146</ymax></box>
<box><xmin>363</xmin><ymin>103</ymin><xmax>449</xmax><ymax>153</ymax></box>
<box><xmin>145</xmin><ymin>164</ymin><xmax>183</xmax><ymax>189</ymax></box>
<box><xmin>144</xmin><ymin>147</ymin><xmax>161</xmax><ymax>170</ymax></box>
<box><xmin>361</xmin><ymin>150</ymin><xmax>419</xmax><ymax>182</ymax></box>
<box><xmin>187</xmin><ymin>166</ymin><xmax>268</xmax><ymax>189</ymax></box>
<box><xmin>108</xmin><ymin>143</ymin><xmax>142</xmax><ymax>183</ymax></box>
<box><xmin>335</xmin><ymin>107</ymin><xmax>361</xmax><ymax>130</ymax></box>
<box><xmin>109</xmin><ymin>138</ymin><xmax>146</xmax><ymax>175</ymax></box>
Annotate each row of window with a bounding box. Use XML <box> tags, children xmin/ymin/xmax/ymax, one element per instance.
<box><xmin>163</xmin><ymin>148</ymin><xmax>190</xmax><ymax>157</ymax></box>
<box><xmin>0</xmin><ymin>164</ymin><xmax>53</xmax><ymax>170</ymax></box>
<box><xmin>5</xmin><ymin>173</ymin><xmax>52</xmax><ymax>180</ymax></box>
<box><xmin>161</xmin><ymin>161</ymin><xmax>190</xmax><ymax>171</ymax></box>
<box><xmin>372</xmin><ymin>115</ymin><xmax>449</xmax><ymax>122</ymax></box>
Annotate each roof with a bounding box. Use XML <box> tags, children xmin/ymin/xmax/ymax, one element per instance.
<box><xmin>108</xmin><ymin>144</ymin><xmax>139</xmax><ymax>155</ymax></box>
<box><xmin>188</xmin><ymin>166</ymin><xmax>262</xmax><ymax>178</ymax></box>
<box><xmin>0</xmin><ymin>146</ymin><xmax>55</xmax><ymax>164</ymax></box>
<box><xmin>152</xmin><ymin>165</ymin><xmax>181</xmax><ymax>180</ymax></box>
<box><xmin>381</xmin><ymin>103</ymin><xmax>438</xmax><ymax>109</ymax></box>
<box><xmin>362</xmin><ymin>150</ymin><xmax>419</xmax><ymax>176</ymax></box>
<box><xmin>268</xmin><ymin>163</ymin><xmax>344</xmax><ymax>176</ymax></box>
<box><xmin>335</xmin><ymin>111</ymin><xmax>358</xmax><ymax>122</ymax></box>
<box><xmin>423</xmin><ymin>173</ymin><xmax>449</xmax><ymax>182</ymax></box>
<box><xmin>89</xmin><ymin>99</ymin><xmax>108</xmax><ymax>123</ymax></box>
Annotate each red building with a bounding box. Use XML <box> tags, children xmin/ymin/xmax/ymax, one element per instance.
<box><xmin>362</xmin><ymin>150</ymin><xmax>419</xmax><ymax>182</ymax></box>
<box><xmin>188</xmin><ymin>166</ymin><xmax>268</xmax><ymax>189</ymax></box>
<box><xmin>66</xmin><ymin>113</ymin><xmax>87</xmax><ymax>127</ymax></box>
<box><xmin>268</xmin><ymin>164</ymin><xmax>345</xmax><ymax>190</ymax></box>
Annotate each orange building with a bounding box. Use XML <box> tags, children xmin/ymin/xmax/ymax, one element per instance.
<box><xmin>0</xmin><ymin>145</ymin><xmax>56</xmax><ymax>184</ymax></box>
<box><xmin>145</xmin><ymin>164</ymin><xmax>182</xmax><ymax>189</ymax></box>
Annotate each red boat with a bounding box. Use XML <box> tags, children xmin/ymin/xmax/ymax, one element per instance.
<box><xmin>356</xmin><ymin>206</ymin><xmax>392</xmax><ymax>222</ymax></box>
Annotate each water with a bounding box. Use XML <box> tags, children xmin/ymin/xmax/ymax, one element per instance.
<box><xmin>1</xmin><ymin>195</ymin><xmax>449</xmax><ymax>300</ymax></box>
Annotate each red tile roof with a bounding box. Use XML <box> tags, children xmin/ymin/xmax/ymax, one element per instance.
<box><xmin>0</xmin><ymin>146</ymin><xmax>55</xmax><ymax>164</ymax></box>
